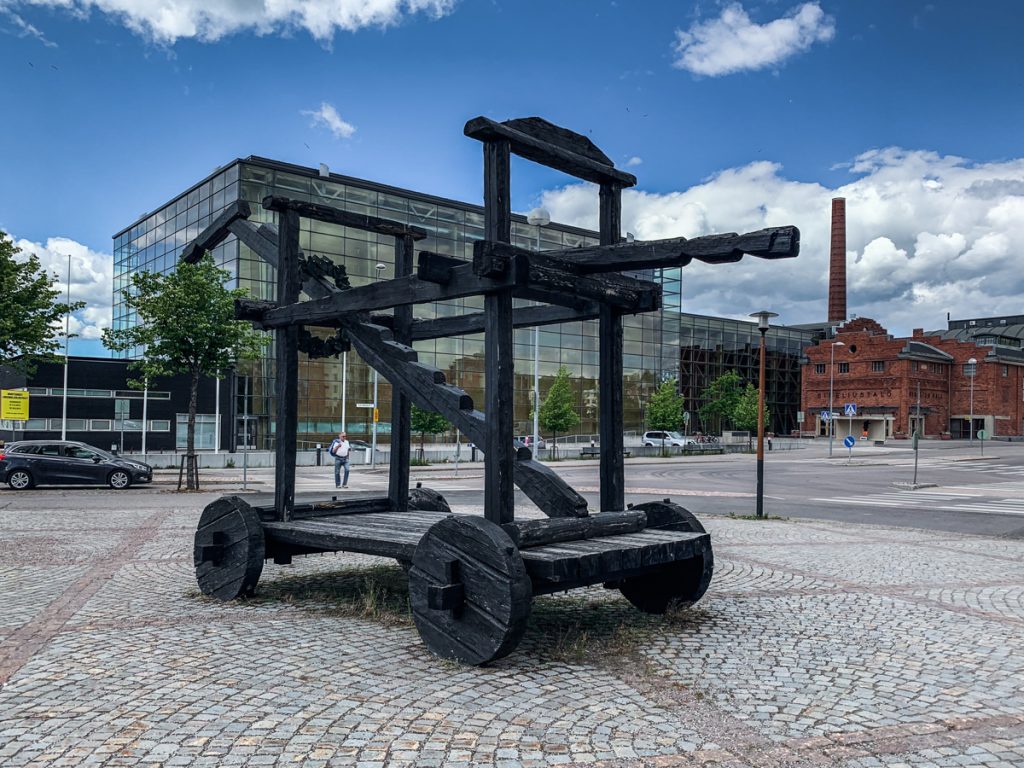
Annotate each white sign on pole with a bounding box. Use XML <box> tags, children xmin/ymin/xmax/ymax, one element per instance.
<box><xmin>844</xmin><ymin>403</ymin><xmax>857</xmax><ymax>417</ymax></box>
<box><xmin>820</xmin><ymin>410</ymin><xmax>831</xmax><ymax>422</ymax></box>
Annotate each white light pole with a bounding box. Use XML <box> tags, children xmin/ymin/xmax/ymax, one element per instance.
<box><xmin>527</xmin><ymin>207</ymin><xmax>550</xmax><ymax>455</ymax></box>
<box><xmin>967</xmin><ymin>357</ymin><xmax>977</xmax><ymax>444</ymax></box>
<box><xmin>828</xmin><ymin>340</ymin><xmax>845</xmax><ymax>457</ymax></box>
<box><xmin>61</xmin><ymin>253</ymin><xmax>71</xmax><ymax>441</ymax></box>
<box><xmin>370</xmin><ymin>262</ymin><xmax>386</xmax><ymax>468</ymax></box>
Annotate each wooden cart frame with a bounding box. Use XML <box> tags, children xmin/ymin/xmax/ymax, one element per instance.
<box><xmin>189</xmin><ymin>116</ymin><xmax>799</xmax><ymax>664</ymax></box>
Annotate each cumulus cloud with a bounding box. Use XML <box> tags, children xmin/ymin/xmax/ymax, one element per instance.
<box><xmin>625</xmin><ymin>156</ymin><xmax>643</xmax><ymax>167</ymax></box>
<box><xmin>302</xmin><ymin>102</ymin><xmax>356</xmax><ymax>139</ymax></box>
<box><xmin>539</xmin><ymin>148</ymin><xmax>1024</xmax><ymax>336</ymax></box>
<box><xmin>673</xmin><ymin>2</ymin><xmax>835</xmax><ymax>76</ymax></box>
<box><xmin>12</xmin><ymin>235</ymin><xmax>113</xmax><ymax>342</ymax></box>
<box><xmin>5</xmin><ymin>0</ymin><xmax>456</xmax><ymax>44</ymax></box>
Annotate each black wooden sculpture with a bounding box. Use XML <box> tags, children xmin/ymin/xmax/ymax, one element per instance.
<box><xmin>189</xmin><ymin>116</ymin><xmax>799</xmax><ymax>665</ymax></box>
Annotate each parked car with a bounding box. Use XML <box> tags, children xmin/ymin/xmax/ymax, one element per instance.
<box><xmin>641</xmin><ymin>431</ymin><xmax>696</xmax><ymax>447</ymax></box>
<box><xmin>516</xmin><ymin>435</ymin><xmax>547</xmax><ymax>449</ymax></box>
<box><xmin>0</xmin><ymin>441</ymin><xmax>153</xmax><ymax>490</ymax></box>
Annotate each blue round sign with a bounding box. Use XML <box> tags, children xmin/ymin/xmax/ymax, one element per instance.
<box><xmin>843</xmin><ymin>435</ymin><xmax>856</xmax><ymax>448</ymax></box>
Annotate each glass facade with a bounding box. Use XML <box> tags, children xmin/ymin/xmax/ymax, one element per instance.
<box><xmin>114</xmin><ymin>158</ymin><xmax>768</xmax><ymax>450</ymax></box>
<box><xmin>678</xmin><ymin>313</ymin><xmax>818</xmax><ymax>435</ymax></box>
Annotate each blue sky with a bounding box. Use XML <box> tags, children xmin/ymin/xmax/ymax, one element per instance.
<box><xmin>3</xmin><ymin>0</ymin><xmax>1024</xmax><ymax>355</ymax></box>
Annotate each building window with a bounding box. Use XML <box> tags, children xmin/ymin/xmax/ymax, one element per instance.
<box><xmin>176</xmin><ymin>414</ymin><xmax>218</xmax><ymax>449</ymax></box>
<box><xmin>963</xmin><ymin>362</ymin><xmax>977</xmax><ymax>376</ymax></box>
<box><xmin>150</xmin><ymin>420</ymin><xmax>171</xmax><ymax>432</ymax></box>
<box><xmin>872</xmin><ymin>361</ymin><xmax>885</xmax><ymax>372</ymax></box>
<box><xmin>815</xmin><ymin>363</ymin><xmax>825</xmax><ymax>374</ymax></box>
<box><xmin>838</xmin><ymin>362</ymin><xmax>849</xmax><ymax>373</ymax></box>
<box><xmin>90</xmin><ymin>419</ymin><xmax>112</xmax><ymax>431</ymax></box>
<box><xmin>920</xmin><ymin>363</ymin><xmax>928</xmax><ymax>372</ymax></box>
<box><xmin>1003</xmin><ymin>365</ymin><xmax>1009</xmax><ymax>377</ymax></box>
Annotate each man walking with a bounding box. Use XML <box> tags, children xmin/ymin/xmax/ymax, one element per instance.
<box><xmin>329</xmin><ymin>431</ymin><xmax>351</xmax><ymax>488</ymax></box>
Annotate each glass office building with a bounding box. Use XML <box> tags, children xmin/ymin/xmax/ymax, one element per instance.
<box><xmin>113</xmin><ymin>157</ymin><xmax>684</xmax><ymax>450</ymax></box>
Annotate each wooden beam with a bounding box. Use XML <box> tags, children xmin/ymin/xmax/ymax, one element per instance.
<box><xmin>180</xmin><ymin>201</ymin><xmax>252</xmax><ymax>264</ymax></box>
<box><xmin>482</xmin><ymin>138</ymin><xmax>516</xmax><ymax>526</ymax></box>
<box><xmin>409</xmin><ymin>302</ymin><xmax>600</xmax><ymax>341</ymax></box>
<box><xmin>502</xmin><ymin>510</ymin><xmax>646</xmax><ymax>548</ymax></box>
<box><xmin>263</xmin><ymin>196</ymin><xmax>427</xmax><ymax>241</ymax></box>
<box><xmin>389</xmin><ymin>234</ymin><xmax>414</xmax><ymax>513</ymax></box>
<box><xmin>598</xmin><ymin>183</ymin><xmax>625</xmax><ymax>513</ymax></box>
<box><xmin>546</xmin><ymin>226</ymin><xmax>801</xmax><ymax>273</ymax></box>
<box><xmin>274</xmin><ymin>209</ymin><xmax>301</xmax><ymax>521</ymax></box>
<box><xmin>472</xmin><ymin>241</ymin><xmax>661</xmax><ymax>312</ymax></box>
<box><xmin>465</xmin><ymin>116</ymin><xmax>637</xmax><ymax>188</ymax></box>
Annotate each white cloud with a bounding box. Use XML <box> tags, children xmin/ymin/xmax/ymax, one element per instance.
<box><xmin>12</xmin><ymin>235</ymin><xmax>113</xmax><ymax>342</ymax></box>
<box><xmin>626</xmin><ymin>156</ymin><xmax>643</xmax><ymax>167</ymax></box>
<box><xmin>302</xmin><ymin>102</ymin><xmax>356</xmax><ymax>139</ymax></box>
<box><xmin>672</xmin><ymin>2</ymin><xmax>835</xmax><ymax>76</ymax></box>
<box><xmin>6</xmin><ymin>0</ymin><xmax>456</xmax><ymax>44</ymax></box>
<box><xmin>539</xmin><ymin>148</ymin><xmax>1024</xmax><ymax>336</ymax></box>
<box><xmin>1</xmin><ymin>6</ymin><xmax>58</xmax><ymax>46</ymax></box>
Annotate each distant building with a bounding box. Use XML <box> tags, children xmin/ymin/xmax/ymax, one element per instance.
<box><xmin>801</xmin><ymin>317</ymin><xmax>1024</xmax><ymax>440</ymax></box>
<box><xmin>0</xmin><ymin>357</ymin><xmax>225</xmax><ymax>453</ymax></box>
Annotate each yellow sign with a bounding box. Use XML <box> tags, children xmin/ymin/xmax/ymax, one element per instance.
<box><xmin>1</xmin><ymin>390</ymin><xmax>29</xmax><ymax>421</ymax></box>
<box><xmin>373</xmin><ymin>407</ymin><xmax>379</xmax><ymax>424</ymax></box>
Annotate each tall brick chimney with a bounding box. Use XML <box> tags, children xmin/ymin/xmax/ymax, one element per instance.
<box><xmin>828</xmin><ymin>197</ymin><xmax>847</xmax><ymax>324</ymax></box>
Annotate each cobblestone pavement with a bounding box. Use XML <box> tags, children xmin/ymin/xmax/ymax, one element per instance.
<box><xmin>1</xmin><ymin>490</ymin><xmax>1023</xmax><ymax>767</ymax></box>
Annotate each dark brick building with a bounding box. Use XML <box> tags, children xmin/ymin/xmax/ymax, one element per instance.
<box><xmin>802</xmin><ymin>317</ymin><xmax>1024</xmax><ymax>440</ymax></box>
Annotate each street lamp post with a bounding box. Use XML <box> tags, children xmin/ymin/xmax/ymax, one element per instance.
<box><xmin>61</xmin><ymin>253</ymin><xmax>71</xmax><ymax>441</ymax></box>
<box><xmin>527</xmin><ymin>207</ymin><xmax>550</xmax><ymax>455</ymax></box>
<box><xmin>967</xmin><ymin>357</ymin><xmax>977</xmax><ymax>444</ymax></box>
<box><xmin>371</xmin><ymin>263</ymin><xmax>386</xmax><ymax>468</ymax></box>
<box><xmin>749</xmin><ymin>311</ymin><xmax>778</xmax><ymax>519</ymax></box>
<box><xmin>828</xmin><ymin>340</ymin><xmax>845</xmax><ymax>457</ymax></box>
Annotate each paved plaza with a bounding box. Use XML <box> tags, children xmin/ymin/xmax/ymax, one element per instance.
<box><xmin>2</xmin><ymin>479</ymin><xmax>1023</xmax><ymax>767</ymax></box>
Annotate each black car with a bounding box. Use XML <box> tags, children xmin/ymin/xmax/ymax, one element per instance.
<box><xmin>0</xmin><ymin>441</ymin><xmax>153</xmax><ymax>490</ymax></box>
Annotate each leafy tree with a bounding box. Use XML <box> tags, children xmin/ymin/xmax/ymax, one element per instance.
<box><xmin>538</xmin><ymin>365</ymin><xmax>579</xmax><ymax>457</ymax></box>
<box><xmin>410</xmin><ymin>404</ymin><xmax>450</xmax><ymax>461</ymax></box>
<box><xmin>732</xmin><ymin>383</ymin><xmax>769</xmax><ymax>437</ymax></box>
<box><xmin>102</xmin><ymin>254</ymin><xmax>262</xmax><ymax>489</ymax></box>
<box><xmin>698</xmin><ymin>370</ymin><xmax>743</xmax><ymax>434</ymax></box>
<box><xmin>0</xmin><ymin>232</ymin><xmax>84</xmax><ymax>374</ymax></box>
<box><xmin>646</xmin><ymin>378</ymin><xmax>685</xmax><ymax>455</ymax></box>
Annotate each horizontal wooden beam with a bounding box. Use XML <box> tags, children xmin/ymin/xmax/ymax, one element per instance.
<box><xmin>409</xmin><ymin>302</ymin><xmax>600</xmax><ymax>340</ymax></box>
<box><xmin>180</xmin><ymin>200</ymin><xmax>252</xmax><ymax>264</ymax></box>
<box><xmin>263</xmin><ymin>196</ymin><xmax>427</xmax><ymax>241</ymax></box>
<box><xmin>473</xmin><ymin>242</ymin><xmax>661</xmax><ymax>312</ymax></box>
<box><xmin>502</xmin><ymin>510</ymin><xmax>646</xmax><ymax>548</ymax></box>
<box><xmin>464</xmin><ymin>116</ymin><xmax>637</xmax><ymax>188</ymax></box>
<box><xmin>548</xmin><ymin>226</ymin><xmax>801</xmax><ymax>274</ymax></box>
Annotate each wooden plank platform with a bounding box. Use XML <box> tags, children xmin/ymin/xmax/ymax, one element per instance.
<box><xmin>261</xmin><ymin>510</ymin><xmax>709</xmax><ymax>591</ymax></box>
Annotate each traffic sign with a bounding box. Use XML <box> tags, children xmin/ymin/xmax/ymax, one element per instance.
<box><xmin>820</xmin><ymin>410</ymin><xmax>831</xmax><ymax>422</ymax></box>
<box><xmin>796</xmin><ymin>411</ymin><xmax>805</xmax><ymax>423</ymax></box>
<box><xmin>844</xmin><ymin>403</ymin><xmax>857</xmax><ymax>417</ymax></box>
<box><xmin>843</xmin><ymin>435</ymin><xmax>856</xmax><ymax>448</ymax></box>
<box><xmin>0</xmin><ymin>389</ymin><xmax>29</xmax><ymax>421</ymax></box>
<box><xmin>355</xmin><ymin>402</ymin><xmax>374</xmax><ymax>408</ymax></box>
<box><xmin>978</xmin><ymin>429</ymin><xmax>988</xmax><ymax>440</ymax></box>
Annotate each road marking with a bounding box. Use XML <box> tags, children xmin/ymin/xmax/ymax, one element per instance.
<box><xmin>814</xmin><ymin>489</ymin><xmax>1024</xmax><ymax>516</ymax></box>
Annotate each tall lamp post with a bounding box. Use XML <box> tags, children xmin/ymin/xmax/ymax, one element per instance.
<box><xmin>750</xmin><ymin>310</ymin><xmax>778</xmax><ymax>519</ymax></box>
<box><xmin>61</xmin><ymin>253</ymin><xmax>71</xmax><ymax>441</ymax></box>
<box><xmin>966</xmin><ymin>357</ymin><xmax>977</xmax><ymax>444</ymax></box>
<box><xmin>828</xmin><ymin>340</ymin><xmax>845</xmax><ymax>457</ymax></box>
<box><xmin>371</xmin><ymin>262</ymin><xmax>386</xmax><ymax>468</ymax></box>
<box><xmin>527</xmin><ymin>207</ymin><xmax>550</xmax><ymax>454</ymax></box>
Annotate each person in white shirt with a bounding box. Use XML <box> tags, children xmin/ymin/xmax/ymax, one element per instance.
<box><xmin>329</xmin><ymin>431</ymin><xmax>351</xmax><ymax>488</ymax></box>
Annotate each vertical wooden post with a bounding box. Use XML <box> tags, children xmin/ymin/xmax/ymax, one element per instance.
<box><xmin>598</xmin><ymin>183</ymin><xmax>625</xmax><ymax>512</ymax></box>
<box><xmin>389</xmin><ymin>234</ymin><xmax>414</xmax><ymax>512</ymax></box>
<box><xmin>274</xmin><ymin>209</ymin><xmax>301</xmax><ymax>520</ymax></box>
<box><xmin>483</xmin><ymin>140</ymin><xmax>515</xmax><ymax>525</ymax></box>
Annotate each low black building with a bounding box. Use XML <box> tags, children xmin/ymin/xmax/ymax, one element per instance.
<box><xmin>0</xmin><ymin>357</ymin><xmax>229</xmax><ymax>453</ymax></box>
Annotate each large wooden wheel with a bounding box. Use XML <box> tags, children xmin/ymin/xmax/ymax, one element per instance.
<box><xmin>409</xmin><ymin>515</ymin><xmax>532</xmax><ymax>665</ymax></box>
<box><xmin>618</xmin><ymin>500</ymin><xmax>713</xmax><ymax>614</ymax></box>
<box><xmin>407</xmin><ymin>484</ymin><xmax>452</xmax><ymax>513</ymax></box>
<box><xmin>194</xmin><ymin>495</ymin><xmax>265</xmax><ymax>600</ymax></box>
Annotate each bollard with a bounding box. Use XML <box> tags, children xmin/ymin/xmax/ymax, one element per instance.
<box><xmin>315</xmin><ymin>443</ymin><xmax>322</xmax><ymax>466</ymax></box>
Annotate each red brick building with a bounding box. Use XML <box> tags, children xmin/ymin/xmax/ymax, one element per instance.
<box><xmin>801</xmin><ymin>317</ymin><xmax>1024</xmax><ymax>440</ymax></box>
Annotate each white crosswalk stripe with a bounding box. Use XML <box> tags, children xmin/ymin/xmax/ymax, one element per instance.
<box><xmin>813</xmin><ymin>489</ymin><xmax>1024</xmax><ymax>516</ymax></box>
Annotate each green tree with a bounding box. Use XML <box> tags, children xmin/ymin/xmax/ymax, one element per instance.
<box><xmin>0</xmin><ymin>232</ymin><xmax>84</xmax><ymax>373</ymax></box>
<box><xmin>732</xmin><ymin>383</ymin><xmax>769</xmax><ymax>438</ymax></box>
<box><xmin>698</xmin><ymin>370</ymin><xmax>743</xmax><ymax>434</ymax></box>
<box><xmin>538</xmin><ymin>365</ymin><xmax>579</xmax><ymax>458</ymax></box>
<box><xmin>102</xmin><ymin>254</ymin><xmax>262</xmax><ymax>489</ymax></box>
<box><xmin>646</xmin><ymin>378</ymin><xmax>685</xmax><ymax>455</ymax></box>
<box><xmin>410</xmin><ymin>404</ymin><xmax>450</xmax><ymax>461</ymax></box>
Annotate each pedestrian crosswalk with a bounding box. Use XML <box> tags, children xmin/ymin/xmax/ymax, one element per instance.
<box><xmin>918</xmin><ymin>460</ymin><xmax>1024</xmax><ymax>478</ymax></box>
<box><xmin>812</xmin><ymin>489</ymin><xmax>1024</xmax><ymax>516</ymax></box>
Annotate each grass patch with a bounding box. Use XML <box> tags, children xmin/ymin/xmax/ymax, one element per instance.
<box><xmin>727</xmin><ymin>513</ymin><xmax>789</xmax><ymax>521</ymax></box>
<box><xmin>250</xmin><ymin>563</ymin><xmax>413</xmax><ymax>626</ymax></box>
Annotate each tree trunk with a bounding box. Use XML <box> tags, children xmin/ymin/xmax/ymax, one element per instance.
<box><xmin>187</xmin><ymin>370</ymin><xmax>199</xmax><ymax>490</ymax></box>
